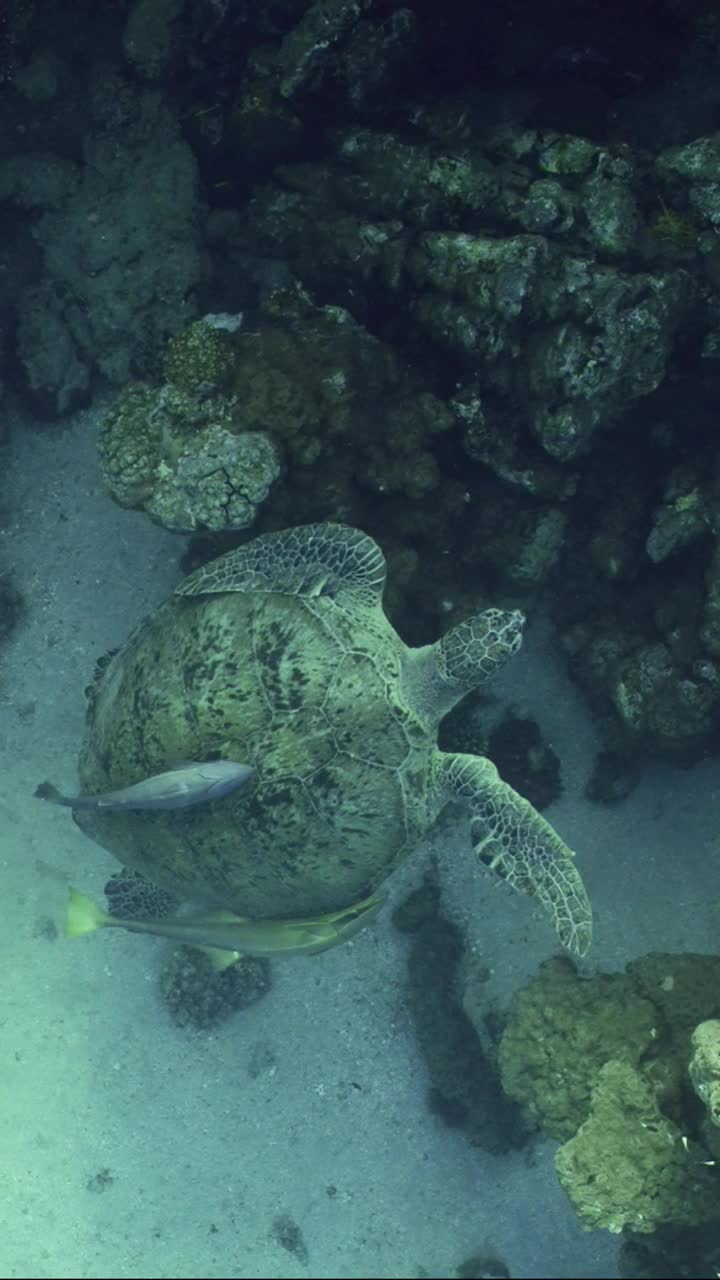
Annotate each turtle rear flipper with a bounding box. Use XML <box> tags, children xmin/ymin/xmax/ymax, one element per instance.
<box><xmin>175</xmin><ymin>522</ymin><xmax>385</xmax><ymax>608</ymax></box>
<box><xmin>437</xmin><ymin>752</ymin><xmax>592</xmax><ymax>957</ymax></box>
<box><xmin>104</xmin><ymin>868</ymin><xmax>178</xmax><ymax>920</ymax></box>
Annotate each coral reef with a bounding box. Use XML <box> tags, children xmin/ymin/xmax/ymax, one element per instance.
<box><xmin>498</xmin><ymin>953</ymin><xmax>720</xmax><ymax>1234</ymax></box>
<box><xmin>3</xmin><ymin>0</ymin><xmax>720</xmax><ymax>765</ymax></box>
<box><xmin>555</xmin><ymin>1058</ymin><xmax>717</xmax><ymax>1235</ymax></box>
<box><xmin>97</xmin><ymin>372</ymin><xmax>280</xmax><ymax>534</ymax></box>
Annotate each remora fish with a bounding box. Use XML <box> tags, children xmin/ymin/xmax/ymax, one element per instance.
<box><xmin>35</xmin><ymin>760</ymin><xmax>254</xmax><ymax>812</ymax></box>
<box><xmin>65</xmin><ymin>887</ymin><xmax>385</xmax><ymax>966</ymax></box>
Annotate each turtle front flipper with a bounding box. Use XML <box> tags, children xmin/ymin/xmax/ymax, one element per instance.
<box><xmin>175</xmin><ymin>522</ymin><xmax>386</xmax><ymax>607</ymax></box>
<box><xmin>437</xmin><ymin>752</ymin><xmax>592</xmax><ymax>957</ymax></box>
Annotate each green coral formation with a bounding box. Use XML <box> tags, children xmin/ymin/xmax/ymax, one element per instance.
<box><xmin>97</xmin><ymin>291</ymin><xmax>458</xmax><ymax>538</ymax></box>
<box><xmin>499</xmin><ymin>952</ymin><xmax>720</xmax><ymax>1234</ymax></box>
<box><xmin>555</xmin><ymin>1059</ymin><xmax>718</xmax><ymax>1235</ymax></box>
<box><xmin>498</xmin><ymin>957</ymin><xmax>658</xmax><ymax>1141</ymax></box>
<box><xmin>645</xmin><ymin>469</ymin><xmax>708</xmax><ymax>564</ymax></box>
<box><xmin>277</xmin><ymin>0</ymin><xmax>368</xmax><ymax>100</ymax></box>
<box><xmin>653</xmin><ymin>201</ymin><xmax>699</xmax><ymax>252</ymax></box>
<box><xmin>97</xmin><ymin>375</ymin><xmax>280</xmax><ymax>533</ymax></box>
<box><xmin>228</xmin><ymin>286</ymin><xmax>453</xmax><ymax>493</ymax></box>
<box><xmin>609</xmin><ymin>641</ymin><xmax>716</xmax><ymax>758</ymax></box>
<box><xmin>582</xmin><ymin>161</ymin><xmax>640</xmax><ymax>258</ymax></box>
<box><xmin>97</xmin><ymin>383</ymin><xmax>161</xmax><ymax>508</ymax></box>
<box><xmin>538</xmin><ymin>133</ymin><xmax>599</xmax><ymax>176</ymax></box>
<box><xmin>162</xmin><ymin>316</ymin><xmax>235</xmax><ymax>394</ymax></box>
<box><xmin>689</xmin><ymin>1020</ymin><xmax>720</xmax><ymax>1127</ymax></box>
<box><xmin>656</xmin><ymin>133</ymin><xmax>720</xmax><ymax>184</ymax></box>
<box><xmin>245</xmin><ymin>125</ymin><xmax>694</xmax><ymax>468</ymax></box>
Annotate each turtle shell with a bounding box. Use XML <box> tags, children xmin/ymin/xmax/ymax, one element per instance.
<box><xmin>75</xmin><ymin>587</ymin><xmax>435</xmax><ymax>917</ymax></box>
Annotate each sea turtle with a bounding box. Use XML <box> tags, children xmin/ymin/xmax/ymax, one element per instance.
<box><xmin>74</xmin><ymin>523</ymin><xmax>592</xmax><ymax>955</ymax></box>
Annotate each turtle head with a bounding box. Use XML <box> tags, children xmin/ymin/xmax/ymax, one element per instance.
<box><xmin>438</xmin><ymin>608</ymin><xmax>524</xmax><ymax>690</ymax></box>
<box><xmin>401</xmin><ymin>608</ymin><xmax>524</xmax><ymax>725</ymax></box>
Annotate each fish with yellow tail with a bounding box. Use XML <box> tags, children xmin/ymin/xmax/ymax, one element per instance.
<box><xmin>65</xmin><ymin>887</ymin><xmax>385</xmax><ymax>968</ymax></box>
<box><xmin>35</xmin><ymin>759</ymin><xmax>254</xmax><ymax>812</ymax></box>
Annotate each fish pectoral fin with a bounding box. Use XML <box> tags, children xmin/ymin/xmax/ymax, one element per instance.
<box><xmin>199</xmin><ymin>945</ymin><xmax>243</xmax><ymax>971</ymax></box>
